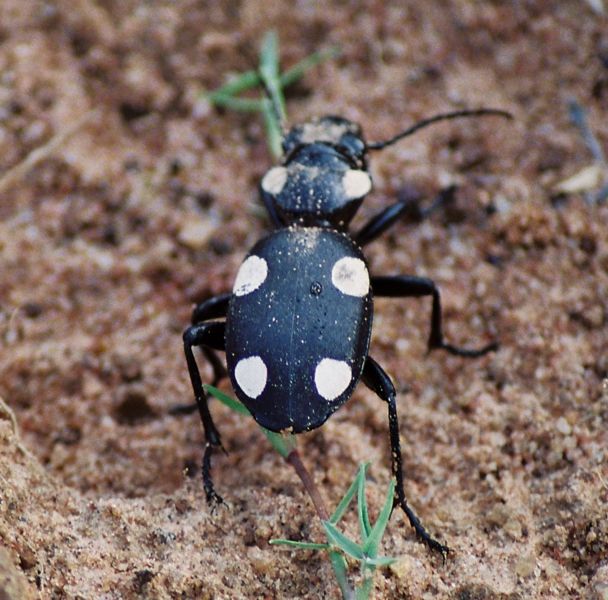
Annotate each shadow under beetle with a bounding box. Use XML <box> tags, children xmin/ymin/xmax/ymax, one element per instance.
<box><xmin>183</xmin><ymin>108</ymin><xmax>511</xmax><ymax>555</ymax></box>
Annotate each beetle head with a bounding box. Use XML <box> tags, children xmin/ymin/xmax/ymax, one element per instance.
<box><xmin>282</xmin><ymin>116</ymin><xmax>368</xmax><ymax>170</ymax></box>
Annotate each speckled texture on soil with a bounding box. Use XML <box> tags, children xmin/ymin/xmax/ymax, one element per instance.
<box><xmin>1</xmin><ymin>2</ymin><xmax>607</xmax><ymax>599</ymax></box>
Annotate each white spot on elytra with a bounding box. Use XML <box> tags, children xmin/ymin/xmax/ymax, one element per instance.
<box><xmin>315</xmin><ymin>359</ymin><xmax>352</xmax><ymax>401</ymax></box>
<box><xmin>331</xmin><ymin>257</ymin><xmax>369</xmax><ymax>297</ymax></box>
<box><xmin>261</xmin><ymin>166</ymin><xmax>288</xmax><ymax>195</ymax></box>
<box><xmin>233</xmin><ymin>255</ymin><xmax>268</xmax><ymax>296</ymax></box>
<box><xmin>342</xmin><ymin>170</ymin><xmax>371</xmax><ymax>199</ymax></box>
<box><xmin>235</xmin><ymin>356</ymin><xmax>267</xmax><ymax>398</ymax></box>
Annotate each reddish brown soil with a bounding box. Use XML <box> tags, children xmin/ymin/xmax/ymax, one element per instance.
<box><xmin>1</xmin><ymin>2</ymin><xmax>607</xmax><ymax>598</ymax></box>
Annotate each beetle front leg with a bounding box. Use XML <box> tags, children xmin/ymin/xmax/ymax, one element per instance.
<box><xmin>354</xmin><ymin>186</ymin><xmax>455</xmax><ymax>247</ymax></box>
<box><xmin>183</xmin><ymin>321</ymin><xmax>227</xmax><ymax>506</ymax></box>
<box><xmin>372</xmin><ymin>275</ymin><xmax>497</xmax><ymax>357</ymax></box>
<box><xmin>362</xmin><ymin>356</ymin><xmax>449</xmax><ymax>557</ymax></box>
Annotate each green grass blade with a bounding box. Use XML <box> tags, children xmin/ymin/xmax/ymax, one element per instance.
<box><xmin>260</xmin><ymin>31</ymin><xmax>280</xmax><ymax>77</ymax></box>
<box><xmin>269</xmin><ymin>539</ymin><xmax>330</xmax><ymax>550</ymax></box>
<box><xmin>204</xmin><ymin>384</ymin><xmax>250</xmax><ymax>415</ymax></box>
<box><xmin>364</xmin><ymin>556</ymin><xmax>397</xmax><ymax>567</ymax></box>
<box><xmin>362</xmin><ymin>478</ymin><xmax>395</xmax><ymax>556</ymax></box>
<box><xmin>262</xmin><ymin>100</ymin><xmax>284</xmax><ymax>159</ymax></box>
<box><xmin>206</xmin><ymin>94</ymin><xmax>265</xmax><ymax>112</ymax></box>
<box><xmin>262</xmin><ymin>428</ymin><xmax>296</xmax><ymax>458</ymax></box>
<box><xmin>322</xmin><ymin>522</ymin><xmax>364</xmax><ymax>560</ymax></box>
<box><xmin>207</xmin><ymin>45</ymin><xmax>337</xmax><ymax>105</ymax></box>
<box><xmin>329</xmin><ymin>551</ymin><xmax>354</xmax><ymax>600</ymax></box>
<box><xmin>203</xmin><ymin>31</ymin><xmax>338</xmax><ymax>159</ymax></box>
<box><xmin>280</xmin><ymin>46</ymin><xmax>340</xmax><ymax>88</ymax></box>
<box><xmin>259</xmin><ymin>31</ymin><xmax>286</xmax><ymax>128</ymax></box>
<box><xmin>330</xmin><ymin>463</ymin><xmax>369</xmax><ymax>525</ymax></box>
<box><xmin>357</xmin><ymin>464</ymin><xmax>372</xmax><ymax>540</ymax></box>
<box><xmin>355</xmin><ymin>577</ymin><xmax>373</xmax><ymax>600</ymax></box>
<box><xmin>207</xmin><ymin>70</ymin><xmax>262</xmax><ymax>99</ymax></box>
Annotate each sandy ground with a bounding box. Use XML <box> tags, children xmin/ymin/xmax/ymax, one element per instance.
<box><xmin>1</xmin><ymin>1</ymin><xmax>607</xmax><ymax>598</ymax></box>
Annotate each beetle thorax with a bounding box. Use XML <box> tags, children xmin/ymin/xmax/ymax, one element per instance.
<box><xmin>261</xmin><ymin>143</ymin><xmax>372</xmax><ymax>229</ymax></box>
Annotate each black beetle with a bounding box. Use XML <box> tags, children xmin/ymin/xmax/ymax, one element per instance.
<box><xmin>182</xmin><ymin>108</ymin><xmax>510</xmax><ymax>554</ymax></box>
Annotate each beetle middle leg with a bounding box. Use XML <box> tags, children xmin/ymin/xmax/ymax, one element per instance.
<box><xmin>362</xmin><ymin>355</ymin><xmax>449</xmax><ymax>556</ymax></box>
<box><xmin>371</xmin><ymin>275</ymin><xmax>497</xmax><ymax>357</ymax></box>
<box><xmin>183</xmin><ymin>317</ymin><xmax>227</xmax><ymax>506</ymax></box>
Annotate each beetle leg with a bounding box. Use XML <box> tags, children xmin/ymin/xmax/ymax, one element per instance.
<box><xmin>172</xmin><ymin>294</ymin><xmax>231</xmax><ymax>416</ymax></box>
<box><xmin>371</xmin><ymin>275</ymin><xmax>498</xmax><ymax>357</ymax></box>
<box><xmin>192</xmin><ymin>293</ymin><xmax>231</xmax><ymax>385</ymax></box>
<box><xmin>191</xmin><ymin>292</ymin><xmax>231</xmax><ymax>323</ymax></box>
<box><xmin>261</xmin><ymin>189</ymin><xmax>284</xmax><ymax>228</ymax></box>
<box><xmin>354</xmin><ymin>186</ymin><xmax>455</xmax><ymax>247</ymax></box>
<box><xmin>183</xmin><ymin>321</ymin><xmax>227</xmax><ymax>506</ymax></box>
<box><xmin>362</xmin><ymin>356</ymin><xmax>449</xmax><ymax>557</ymax></box>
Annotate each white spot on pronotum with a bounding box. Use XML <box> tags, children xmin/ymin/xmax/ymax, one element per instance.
<box><xmin>261</xmin><ymin>166</ymin><xmax>288</xmax><ymax>195</ymax></box>
<box><xmin>235</xmin><ymin>356</ymin><xmax>267</xmax><ymax>399</ymax></box>
<box><xmin>331</xmin><ymin>257</ymin><xmax>369</xmax><ymax>297</ymax></box>
<box><xmin>233</xmin><ymin>255</ymin><xmax>268</xmax><ymax>296</ymax></box>
<box><xmin>342</xmin><ymin>169</ymin><xmax>372</xmax><ymax>199</ymax></box>
<box><xmin>314</xmin><ymin>359</ymin><xmax>352</xmax><ymax>401</ymax></box>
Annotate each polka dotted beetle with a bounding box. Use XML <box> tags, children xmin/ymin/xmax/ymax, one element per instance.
<box><xmin>183</xmin><ymin>109</ymin><xmax>510</xmax><ymax>554</ymax></box>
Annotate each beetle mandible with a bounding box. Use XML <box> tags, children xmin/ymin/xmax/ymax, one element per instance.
<box><xmin>182</xmin><ymin>108</ymin><xmax>511</xmax><ymax>554</ymax></box>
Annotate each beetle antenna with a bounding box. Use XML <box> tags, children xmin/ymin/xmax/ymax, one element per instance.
<box><xmin>367</xmin><ymin>108</ymin><xmax>513</xmax><ymax>151</ymax></box>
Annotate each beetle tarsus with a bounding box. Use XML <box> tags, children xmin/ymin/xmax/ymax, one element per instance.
<box><xmin>202</xmin><ymin>442</ymin><xmax>228</xmax><ymax>510</ymax></box>
<box><xmin>394</xmin><ymin>494</ymin><xmax>449</xmax><ymax>557</ymax></box>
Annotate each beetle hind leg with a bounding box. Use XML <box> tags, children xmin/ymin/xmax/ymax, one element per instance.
<box><xmin>362</xmin><ymin>355</ymin><xmax>449</xmax><ymax>558</ymax></box>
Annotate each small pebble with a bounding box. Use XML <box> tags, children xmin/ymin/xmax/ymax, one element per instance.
<box><xmin>178</xmin><ymin>219</ymin><xmax>215</xmax><ymax>250</ymax></box>
<box><xmin>515</xmin><ymin>554</ymin><xmax>536</xmax><ymax>578</ymax></box>
<box><xmin>556</xmin><ymin>417</ymin><xmax>572</xmax><ymax>435</ymax></box>
<box><xmin>247</xmin><ymin>546</ymin><xmax>273</xmax><ymax>575</ymax></box>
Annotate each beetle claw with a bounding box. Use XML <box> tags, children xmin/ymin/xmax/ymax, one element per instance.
<box><xmin>423</xmin><ymin>535</ymin><xmax>450</xmax><ymax>560</ymax></box>
<box><xmin>206</xmin><ymin>489</ymin><xmax>229</xmax><ymax>512</ymax></box>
